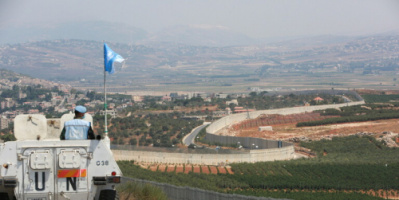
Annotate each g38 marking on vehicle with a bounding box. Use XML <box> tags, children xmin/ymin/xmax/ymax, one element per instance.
<box><xmin>96</xmin><ymin>160</ymin><xmax>109</xmax><ymax>166</ymax></box>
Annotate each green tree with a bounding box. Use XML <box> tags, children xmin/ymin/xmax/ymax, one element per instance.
<box><xmin>249</xmin><ymin>92</ymin><xmax>257</xmax><ymax>97</ymax></box>
<box><xmin>129</xmin><ymin>138</ymin><xmax>137</xmax><ymax>146</ymax></box>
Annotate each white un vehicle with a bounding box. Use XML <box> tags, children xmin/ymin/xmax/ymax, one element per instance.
<box><xmin>0</xmin><ymin>114</ymin><xmax>121</xmax><ymax>200</ymax></box>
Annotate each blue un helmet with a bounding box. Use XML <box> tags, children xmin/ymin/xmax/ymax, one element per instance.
<box><xmin>75</xmin><ymin>105</ymin><xmax>87</xmax><ymax>113</ymax></box>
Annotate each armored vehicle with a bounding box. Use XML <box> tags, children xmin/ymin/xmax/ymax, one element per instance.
<box><xmin>0</xmin><ymin>114</ymin><xmax>121</xmax><ymax>200</ymax></box>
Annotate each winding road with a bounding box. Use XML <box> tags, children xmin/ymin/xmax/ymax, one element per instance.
<box><xmin>182</xmin><ymin>122</ymin><xmax>210</xmax><ymax>146</ymax></box>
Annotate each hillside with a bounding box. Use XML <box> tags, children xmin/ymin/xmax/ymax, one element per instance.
<box><xmin>147</xmin><ymin>24</ymin><xmax>257</xmax><ymax>46</ymax></box>
<box><xmin>0</xmin><ymin>69</ymin><xmax>68</xmax><ymax>90</ymax></box>
<box><xmin>0</xmin><ymin>34</ymin><xmax>398</xmax><ymax>92</ymax></box>
<box><xmin>0</xmin><ymin>21</ymin><xmax>148</xmax><ymax>45</ymax></box>
<box><xmin>0</xmin><ymin>21</ymin><xmax>258</xmax><ymax>47</ymax></box>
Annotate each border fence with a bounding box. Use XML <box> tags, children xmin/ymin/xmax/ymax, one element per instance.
<box><xmin>206</xmin><ymin>90</ymin><xmax>365</xmax><ymax>149</ymax></box>
<box><xmin>112</xmin><ymin>145</ymin><xmax>294</xmax><ymax>165</ymax></box>
<box><xmin>111</xmin><ymin>90</ymin><xmax>364</xmax><ymax>164</ymax></box>
<box><xmin>261</xmin><ymin>89</ymin><xmax>364</xmax><ymax>101</ymax></box>
<box><xmin>204</xmin><ymin>134</ymin><xmax>291</xmax><ymax>149</ymax></box>
<box><xmin>122</xmin><ymin>177</ymin><xmax>292</xmax><ymax>200</ymax></box>
<box><xmin>111</xmin><ymin>144</ymin><xmax>249</xmax><ymax>154</ymax></box>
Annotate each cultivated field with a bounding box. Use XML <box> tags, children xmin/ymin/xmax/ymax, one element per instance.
<box><xmin>138</xmin><ymin>163</ymin><xmax>234</xmax><ymax>175</ymax></box>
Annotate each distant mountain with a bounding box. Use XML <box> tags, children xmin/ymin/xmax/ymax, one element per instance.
<box><xmin>1</xmin><ymin>21</ymin><xmax>258</xmax><ymax>47</ymax></box>
<box><xmin>0</xmin><ymin>21</ymin><xmax>148</xmax><ymax>45</ymax></box>
<box><xmin>1</xmin><ymin>33</ymin><xmax>398</xmax><ymax>91</ymax></box>
<box><xmin>145</xmin><ymin>25</ymin><xmax>258</xmax><ymax>47</ymax></box>
<box><xmin>270</xmin><ymin>35</ymin><xmax>361</xmax><ymax>48</ymax></box>
<box><xmin>0</xmin><ymin>40</ymin><xmax>105</xmax><ymax>81</ymax></box>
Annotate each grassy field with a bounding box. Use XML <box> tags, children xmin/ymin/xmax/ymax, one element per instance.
<box><xmin>119</xmin><ymin>135</ymin><xmax>398</xmax><ymax>200</ymax></box>
<box><xmin>77</xmin><ymin>70</ymin><xmax>399</xmax><ymax>93</ymax></box>
<box><xmin>116</xmin><ymin>182</ymin><xmax>168</xmax><ymax>200</ymax></box>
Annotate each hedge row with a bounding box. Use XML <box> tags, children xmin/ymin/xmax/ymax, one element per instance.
<box><xmin>297</xmin><ymin>112</ymin><xmax>399</xmax><ymax>127</ymax></box>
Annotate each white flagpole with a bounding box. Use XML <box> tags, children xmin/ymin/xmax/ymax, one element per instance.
<box><xmin>103</xmin><ymin>44</ymin><xmax>110</xmax><ymax>148</ymax></box>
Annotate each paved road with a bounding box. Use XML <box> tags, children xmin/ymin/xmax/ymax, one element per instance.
<box><xmin>341</xmin><ymin>95</ymin><xmax>352</xmax><ymax>103</ymax></box>
<box><xmin>183</xmin><ymin>123</ymin><xmax>210</xmax><ymax>146</ymax></box>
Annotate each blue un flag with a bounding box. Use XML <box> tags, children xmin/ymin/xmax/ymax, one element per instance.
<box><xmin>104</xmin><ymin>43</ymin><xmax>124</xmax><ymax>74</ymax></box>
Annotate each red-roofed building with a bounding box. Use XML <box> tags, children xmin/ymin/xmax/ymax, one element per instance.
<box><xmin>314</xmin><ymin>97</ymin><xmax>324</xmax><ymax>102</ymax></box>
<box><xmin>162</xmin><ymin>95</ymin><xmax>171</xmax><ymax>102</ymax></box>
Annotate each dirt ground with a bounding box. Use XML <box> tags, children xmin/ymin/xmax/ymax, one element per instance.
<box><xmin>138</xmin><ymin>163</ymin><xmax>234</xmax><ymax>175</ymax></box>
<box><xmin>224</xmin><ymin>118</ymin><xmax>399</xmax><ymax>142</ymax></box>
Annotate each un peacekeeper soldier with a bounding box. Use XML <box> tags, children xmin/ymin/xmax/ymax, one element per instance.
<box><xmin>60</xmin><ymin>105</ymin><xmax>95</xmax><ymax>140</ymax></box>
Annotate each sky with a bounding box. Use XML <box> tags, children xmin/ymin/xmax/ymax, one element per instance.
<box><xmin>1</xmin><ymin>0</ymin><xmax>399</xmax><ymax>38</ymax></box>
